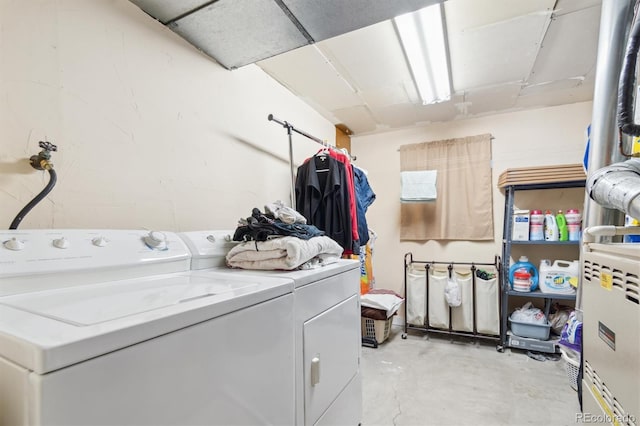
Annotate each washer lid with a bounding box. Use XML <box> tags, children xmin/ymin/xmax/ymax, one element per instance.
<box><xmin>0</xmin><ymin>271</ymin><xmax>292</xmax><ymax>374</ymax></box>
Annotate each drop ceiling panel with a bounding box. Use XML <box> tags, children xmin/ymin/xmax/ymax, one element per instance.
<box><xmin>282</xmin><ymin>0</ymin><xmax>441</xmax><ymax>41</ymax></box>
<box><xmin>528</xmin><ymin>5</ymin><xmax>600</xmax><ymax>84</ymax></box>
<box><xmin>448</xmin><ymin>12</ymin><xmax>552</xmax><ymax>91</ymax></box>
<box><xmin>444</xmin><ymin>0</ymin><xmax>555</xmax><ymax>31</ymax></box>
<box><xmin>316</xmin><ymin>20</ymin><xmax>419</xmax><ymax>107</ymax></box>
<box><xmin>413</xmin><ymin>94</ymin><xmax>465</xmax><ymax>124</ymax></box>
<box><xmin>317</xmin><ymin>21</ymin><xmax>411</xmax><ymax>92</ymax></box>
<box><xmin>515</xmin><ymin>81</ymin><xmax>595</xmax><ymax>109</ymax></box>
<box><xmin>258</xmin><ymin>46</ymin><xmax>364</xmax><ymax>111</ymax></box>
<box><xmin>358</xmin><ymin>84</ymin><xmax>416</xmax><ymax>108</ymax></box>
<box><xmin>553</xmin><ymin>0</ymin><xmax>602</xmax><ymax>16</ymax></box>
<box><xmin>331</xmin><ymin>105</ymin><xmax>379</xmax><ymax>134</ymax></box>
<box><xmin>170</xmin><ymin>0</ymin><xmax>310</xmax><ymax>69</ymax></box>
<box><xmin>129</xmin><ymin>0</ymin><xmax>210</xmax><ymax>23</ymax></box>
<box><xmin>520</xmin><ymin>78</ymin><xmax>582</xmax><ymax>97</ymax></box>
<box><xmin>367</xmin><ymin>103</ymin><xmax>420</xmax><ymax>128</ymax></box>
<box><xmin>463</xmin><ymin>84</ymin><xmax>521</xmax><ymax>116</ymax></box>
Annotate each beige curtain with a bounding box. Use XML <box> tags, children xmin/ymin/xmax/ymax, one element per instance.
<box><xmin>400</xmin><ymin>134</ymin><xmax>493</xmax><ymax>240</ymax></box>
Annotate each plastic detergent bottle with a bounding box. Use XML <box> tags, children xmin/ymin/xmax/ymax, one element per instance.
<box><xmin>509</xmin><ymin>256</ymin><xmax>539</xmax><ymax>291</ymax></box>
<box><xmin>544</xmin><ymin>210</ymin><xmax>559</xmax><ymax>241</ymax></box>
<box><xmin>565</xmin><ymin>209</ymin><xmax>582</xmax><ymax>241</ymax></box>
<box><xmin>529</xmin><ymin>209</ymin><xmax>545</xmax><ymax>241</ymax></box>
<box><xmin>556</xmin><ymin>210</ymin><xmax>568</xmax><ymax>241</ymax></box>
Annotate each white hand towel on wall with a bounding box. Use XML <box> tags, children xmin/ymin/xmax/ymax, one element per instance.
<box><xmin>401</xmin><ymin>170</ymin><xmax>437</xmax><ymax>202</ymax></box>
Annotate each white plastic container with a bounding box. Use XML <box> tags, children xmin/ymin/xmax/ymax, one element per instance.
<box><xmin>539</xmin><ymin>260</ymin><xmax>579</xmax><ymax>294</ymax></box>
<box><xmin>565</xmin><ymin>209</ymin><xmax>582</xmax><ymax>242</ymax></box>
<box><xmin>544</xmin><ymin>210</ymin><xmax>559</xmax><ymax>241</ymax></box>
<box><xmin>529</xmin><ymin>209</ymin><xmax>544</xmax><ymax>241</ymax></box>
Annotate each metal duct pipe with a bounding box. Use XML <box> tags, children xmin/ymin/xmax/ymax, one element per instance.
<box><xmin>583</xmin><ymin>0</ymin><xmax>634</xmax><ymax>235</ymax></box>
<box><xmin>586</xmin><ymin>157</ymin><xmax>640</xmax><ymax>220</ymax></box>
<box><xmin>578</xmin><ymin>0</ymin><xmax>635</xmax><ymax>315</ymax></box>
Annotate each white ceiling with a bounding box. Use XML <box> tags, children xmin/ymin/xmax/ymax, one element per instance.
<box><xmin>129</xmin><ymin>0</ymin><xmax>602</xmax><ymax>136</ymax></box>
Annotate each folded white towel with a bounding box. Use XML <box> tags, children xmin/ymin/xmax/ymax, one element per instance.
<box><xmin>225</xmin><ymin>236</ymin><xmax>343</xmax><ymax>270</ymax></box>
<box><xmin>401</xmin><ymin>170</ymin><xmax>437</xmax><ymax>201</ymax></box>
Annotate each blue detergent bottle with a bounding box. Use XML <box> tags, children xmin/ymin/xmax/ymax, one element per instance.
<box><xmin>509</xmin><ymin>255</ymin><xmax>539</xmax><ymax>291</ymax></box>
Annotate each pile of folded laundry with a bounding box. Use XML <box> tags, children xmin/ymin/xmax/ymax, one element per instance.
<box><xmin>226</xmin><ymin>202</ymin><xmax>344</xmax><ymax>270</ymax></box>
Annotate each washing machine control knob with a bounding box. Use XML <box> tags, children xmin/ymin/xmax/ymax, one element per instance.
<box><xmin>53</xmin><ymin>237</ymin><xmax>70</xmax><ymax>249</ymax></box>
<box><xmin>224</xmin><ymin>234</ymin><xmax>232</xmax><ymax>242</ymax></box>
<box><xmin>92</xmin><ymin>236</ymin><xmax>109</xmax><ymax>247</ymax></box>
<box><xmin>4</xmin><ymin>237</ymin><xmax>24</xmax><ymax>251</ymax></box>
<box><xmin>144</xmin><ymin>231</ymin><xmax>167</xmax><ymax>250</ymax></box>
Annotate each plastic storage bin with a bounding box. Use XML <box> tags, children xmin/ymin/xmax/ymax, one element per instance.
<box><xmin>361</xmin><ymin>317</ymin><xmax>392</xmax><ymax>344</ymax></box>
<box><xmin>508</xmin><ymin>316</ymin><xmax>551</xmax><ymax>340</ymax></box>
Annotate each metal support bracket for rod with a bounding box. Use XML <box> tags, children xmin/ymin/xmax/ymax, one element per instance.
<box><xmin>268</xmin><ymin>114</ymin><xmax>297</xmax><ymax>209</ymax></box>
<box><xmin>268</xmin><ymin>114</ymin><xmax>329</xmax><ymax>211</ymax></box>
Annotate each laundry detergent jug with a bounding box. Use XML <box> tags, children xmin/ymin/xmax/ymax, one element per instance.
<box><xmin>556</xmin><ymin>210</ymin><xmax>568</xmax><ymax>241</ymax></box>
<box><xmin>539</xmin><ymin>260</ymin><xmax>578</xmax><ymax>294</ymax></box>
<box><xmin>509</xmin><ymin>256</ymin><xmax>539</xmax><ymax>291</ymax></box>
<box><xmin>544</xmin><ymin>210</ymin><xmax>559</xmax><ymax>241</ymax></box>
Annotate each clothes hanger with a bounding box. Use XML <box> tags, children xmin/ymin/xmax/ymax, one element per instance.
<box><xmin>316</xmin><ymin>140</ymin><xmax>331</xmax><ymax>157</ymax></box>
<box><xmin>314</xmin><ymin>140</ymin><xmax>330</xmax><ymax>171</ymax></box>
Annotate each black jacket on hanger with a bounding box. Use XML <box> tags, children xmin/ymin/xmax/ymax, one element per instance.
<box><xmin>295</xmin><ymin>155</ymin><xmax>353</xmax><ymax>251</ymax></box>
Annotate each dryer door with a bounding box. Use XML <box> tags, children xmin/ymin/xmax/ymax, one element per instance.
<box><xmin>303</xmin><ymin>294</ymin><xmax>360</xmax><ymax>425</ymax></box>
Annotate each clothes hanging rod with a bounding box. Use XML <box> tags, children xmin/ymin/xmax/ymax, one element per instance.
<box><xmin>268</xmin><ymin>114</ymin><xmax>325</xmax><ymax>144</ymax></box>
<box><xmin>268</xmin><ymin>114</ymin><xmax>357</xmax><ymax>159</ymax></box>
<box><xmin>410</xmin><ymin>260</ymin><xmax>497</xmax><ymax>267</ymax></box>
<box><xmin>268</xmin><ymin>113</ymin><xmax>328</xmax><ymax>210</ymax></box>
<box><xmin>268</xmin><ymin>113</ymin><xmax>357</xmax><ymax>210</ymax></box>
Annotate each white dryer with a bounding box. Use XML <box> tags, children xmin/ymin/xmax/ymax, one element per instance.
<box><xmin>179</xmin><ymin>230</ymin><xmax>363</xmax><ymax>426</ymax></box>
<box><xmin>0</xmin><ymin>229</ymin><xmax>295</xmax><ymax>426</ymax></box>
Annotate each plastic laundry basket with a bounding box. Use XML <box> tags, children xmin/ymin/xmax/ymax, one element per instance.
<box><xmin>361</xmin><ymin>317</ymin><xmax>392</xmax><ymax>344</ymax></box>
<box><xmin>560</xmin><ymin>349</ymin><xmax>580</xmax><ymax>391</ymax></box>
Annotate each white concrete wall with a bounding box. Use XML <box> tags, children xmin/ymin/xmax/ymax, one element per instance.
<box><xmin>0</xmin><ymin>0</ymin><xmax>335</xmax><ymax>230</ymax></box>
<box><xmin>351</xmin><ymin>102</ymin><xmax>592</xmax><ymax>295</ymax></box>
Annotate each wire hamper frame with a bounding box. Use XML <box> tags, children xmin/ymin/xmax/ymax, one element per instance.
<box><xmin>402</xmin><ymin>252</ymin><xmax>502</xmax><ymax>344</ymax></box>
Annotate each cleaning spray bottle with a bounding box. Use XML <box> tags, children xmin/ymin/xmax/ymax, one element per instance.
<box><xmin>556</xmin><ymin>210</ymin><xmax>568</xmax><ymax>241</ymax></box>
<box><xmin>544</xmin><ymin>210</ymin><xmax>559</xmax><ymax>241</ymax></box>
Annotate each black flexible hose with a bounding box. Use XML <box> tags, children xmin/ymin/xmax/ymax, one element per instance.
<box><xmin>9</xmin><ymin>168</ymin><xmax>57</xmax><ymax>230</ymax></box>
<box><xmin>618</xmin><ymin>5</ymin><xmax>640</xmax><ymax>136</ymax></box>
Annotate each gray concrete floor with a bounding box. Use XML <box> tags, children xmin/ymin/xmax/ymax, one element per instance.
<box><xmin>361</xmin><ymin>325</ymin><xmax>580</xmax><ymax>426</ymax></box>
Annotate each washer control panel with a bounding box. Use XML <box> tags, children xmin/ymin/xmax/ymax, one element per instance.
<box><xmin>0</xmin><ymin>229</ymin><xmax>191</xmax><ymax>295</ymax></box>
<box><xmin>178</xmin><ymin>230</ymin><xmax>237</xmax><ymax>270</ymax></box>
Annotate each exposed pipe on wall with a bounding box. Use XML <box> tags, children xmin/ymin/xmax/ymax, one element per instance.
<box><xmin>578</xmin><ymin>0</ymin><xmax>635</xmax><ymax>313</ymax></box>
<box><xmin>586</xmin><ymin>157</ymin><xmax>640</xmax><ymax>220</ymax></box>
<box><xmin>617</xmin><ymin>1</ymin><xmax>640</xmax><ymax>137</ymax></box>
<box><xmin>9</xmin><ymin>141</ymin><xmax>58</xmax><ymax>230</ymax></box>
<box><xmin>583</xmin><ymin>0</ymin><xmax>634</xmax><ymax>236</ymax></box>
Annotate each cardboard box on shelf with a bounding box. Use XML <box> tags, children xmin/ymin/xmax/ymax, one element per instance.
<box><xmin>512</xmin><ymin>210</ymin><xmax>531</xmax><ymax>241</ymax></box>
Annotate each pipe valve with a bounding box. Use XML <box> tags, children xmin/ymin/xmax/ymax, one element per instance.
<box><xmin>30</xmin><ymin>141</ymin><xmax>57</xmax><ymax>170</ymax></box>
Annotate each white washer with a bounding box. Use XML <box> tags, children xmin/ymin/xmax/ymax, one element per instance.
<box><xmin>179</xmin><ymin>230</ymin><xmax>363</xmax><ymax>426</ymax></box>
<box><xmin>0</xmin><ymin>229</ymin><xmax>295</xmax><ymax>426</ymax></box>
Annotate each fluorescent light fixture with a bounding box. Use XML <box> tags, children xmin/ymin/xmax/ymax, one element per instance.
<box><xmin>394</xmin><ymin>3</ymin><xmax>451</xmax><ymax>105</ymax></box>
